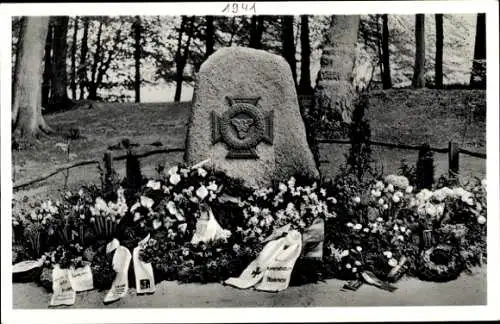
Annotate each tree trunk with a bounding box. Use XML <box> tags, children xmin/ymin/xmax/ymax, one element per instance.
<box><xmin>12</xmin><ymin>16</ymin><xmax>52</xmax><ymax>138</ymax></box>
<box><xmin>133</xmin><ymin>16</ymin><xmax>142</xmax><ymax>103</ymax></box>
<box><xmin>79</xmin><ymin>17</ymin><xmax>89</xmax><ymax>100</ymax></box>
<box><xmin>299</xmin><ymin>15</ymin><xmax>313</xmax><ymax>95</ymax></box>
<box><xmin>205</xmin><ymin>15</ymin><xmax>214</xmax><ymax>58</ymax></box>
<box><xmin>49</xmin><ymin>16</ymin><xmax>70</xmax><ymax>110</ymax></box>
<box><xmin>315</xmin><ymin>15</ymin><xmax>360</xmax><ymax>123</ymax></box>
<box><xmin>382</xmin><ymin>14</ymin><xmax>392</xmax><ymax>89</ymax></box>
<box><xmin>249</xmin><ymin>16</ymin><xmax>264</xmax><ymax>49</ymax></box>
<box><xmin>412</xmin><ymin>14</ymin><xmax>426</xmax><ymax>88</ymax></box>
<box><xmin>434</xmin><ymin>14</ymin><xmax>444</xmax><ymax>89</ymax></box>
<box><xmin>89</xmin><ymin>19</ymin><xmax>104</xmax><ymax>100</ymax></box>
<box><xmin>281</xmin><ymin>15</ymin><xmax>297</xmax><ymax>87</ymax></box>
<box><xmin>70</xmin><ymin>17</ymin><xmax>78</xmax><ymax>99</ymax></box>
<box><xmin>174</xmin><ymin>16</ymin><xmax>187</xmax><ymax>102</ymax></box>
<box><xmin>470</xmin><ymin>13</ymin><xmax>486</xmax><ymax>88</ymax></box>
<box><xmin>42</xmin><ymin>20</ymin><xmax>53</xmax><ymax>108</ymax></box>
<box><xmin>174</xmin><ymin>16</ymin><xmax>195</xmax><ymax>102</ymax></box>
<box><xmin>376</xmin><ymin>15</ymin><xmax>384</xmax><ymax>85</ymax></box>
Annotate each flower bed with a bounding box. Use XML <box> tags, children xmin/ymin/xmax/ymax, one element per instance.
<box><xmin>12</xmin><ymin>160</ymin><xmax>487</xmax><ymax>291</ymax></box>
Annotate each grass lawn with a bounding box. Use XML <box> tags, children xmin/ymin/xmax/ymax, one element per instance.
<box><xmin>12</xmin><ymin>89</ymin><xmax>486</xmax><ymax>210</ymax></box>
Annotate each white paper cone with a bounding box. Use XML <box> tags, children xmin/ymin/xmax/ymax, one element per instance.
<box><xmin>68</xmin><ymin>263</ymin><xmax>94</xmax><ymax>292</ymax></box>
<box><xmin>254</xmin><ymin>230</ymin><xmax>302</xmax><ymax>292</ymax></box>
<box><xmin>191</xmin><ymin>205</ymin><xmax>230</xmax><ymax>244</ymax></box>
<box><xmin>104</xmin><ymin>245</ymin><xmax>132</xmax><ymax>304</ymax></box>
<box><xmin>133</xmin><ymin>234</ymin><xmax>156</xmax><ymax>295</ymax></box>
<box><xmin>224</xmin><ymin>237</ymin><xmax>287</xmax><ymax>289</ymax></box>
<box><xmin>49</xmin><ymin>265</ymin><xmax>76</xmax><ymax>307</ymax></box>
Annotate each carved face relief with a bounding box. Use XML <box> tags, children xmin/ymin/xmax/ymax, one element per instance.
<box><xmin>212</xmin><ymin>97</ymin><xmax>273</xmax><ymax>159</ymax></box>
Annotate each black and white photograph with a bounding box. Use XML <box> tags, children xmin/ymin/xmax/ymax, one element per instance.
<box><xmin>1</xmin><ymin>1</ymin><xmax>499</xmax><ymax>323</ymax></box>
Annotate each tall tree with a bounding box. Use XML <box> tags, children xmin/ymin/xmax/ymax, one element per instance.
<box><xmin>381</xmin><ymin>14</ymin><xmax>392</xmax><ymax>89</ymax></box>
<box><xmin>434</xmin><ymin>14</ymin><xmax>444</xmax><ymax>89</ymax></box>
<box><xmin>133</xmin><ymin>16</ymin><xmax>142</xmax><ymax>103</ymax></box>
<box><xmin>205</xmin><ymin>15</ymin><xmax>214</xmax><ymax>58</ymax></box>
<box><xmin>281</xmin><ymin>15</ymin><xmax>297</xmax><ymax>86</ymax></box>
<box><xmin>412</xmin><ymin>14</ymin><xmax>426</xmax><ymax>88</ymax></box>
<box><xmin>174</xmin><ymin>16</ymin><xmax>195</xmax><ymax>102</ymax></box>
<box><xmin>470</xmin><ymin>13</ymin><xmax>486</xmax><ymax>88</ymax></box>
<box><xmin>249</xmin><ymin>15</ymin><xmax>264</xmax><ymax>49</ymax></box>
<box><xmin>49</xmin><ymin>16</ymin><xmax>70</xmax><ymax>110</ymax></box>
<box><xmin>79</xmin><ymin>17</ymin><xmax>89</xmax><ymax>100</ymax></box>
<box><xmin>315</xmin><ymin>15</ymin><xmax>361</xmax><ymax>123</ymax></box>
<box><xmin>70</xmin><ymin>16</ymin><xmax>79</xmax><ymax>99</ymax></box>
<box><xmin>41</xmin><ymin>20</ymin><xmax>53</xmax><ymax>108</ymax></box>
<box><xmin>299</xmin><ymin>15</ymin><xmax>313</xmax><ymax>95</ymax></box>
<box><xmin>12</xmin><ymin>16</ymin><xmax>52</xmax><ymax>137</ymax></box>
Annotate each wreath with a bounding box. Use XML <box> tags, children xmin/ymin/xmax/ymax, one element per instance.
<box><xmin>418</xmin><ymin>244</ymin><xmax>464</xmax><ymax>282</ymax></box>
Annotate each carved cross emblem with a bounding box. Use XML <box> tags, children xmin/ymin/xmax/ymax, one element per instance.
<box><xmin>212</xmin><ymin>97</ymin><xmax>273</xmax><ymax>159</ymax></box>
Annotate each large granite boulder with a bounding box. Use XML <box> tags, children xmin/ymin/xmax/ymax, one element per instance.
<box><xmin>184</xmin><ymin>46</ymin><xmax>319</xmax><ymax>188</ymax></box>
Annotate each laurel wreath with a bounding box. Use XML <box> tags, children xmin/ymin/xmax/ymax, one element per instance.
<box><xmin>418</xmin><ymin>244</ymin><xmax>463</xmax><ymax>282</ymax></box>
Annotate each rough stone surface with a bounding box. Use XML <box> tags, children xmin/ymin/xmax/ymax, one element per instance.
<box><xmin>184</xmin><ymin>47</ymin><xmax>319</xmax><ymax>188</ymax></box>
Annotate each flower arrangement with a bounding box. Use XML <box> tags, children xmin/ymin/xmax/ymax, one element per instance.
<box><xmin>12</xmin><ymin>161</ymin><xmax>487</xmax><ymax>289</ymax></box>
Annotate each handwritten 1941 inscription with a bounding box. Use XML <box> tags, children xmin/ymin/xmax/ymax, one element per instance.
<box><xmin>212</xmin><ymin>96</ymin><xmax>273</xmax><ymax>159</ymax></box>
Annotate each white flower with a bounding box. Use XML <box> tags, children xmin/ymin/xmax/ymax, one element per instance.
<box><xmin>354</xmin><ymin>224</ymin><xmax>363</xmax><ymax>230</ymax></box>
<box><xmin>363</xmin><ymin>228</ymin><xmax>369</xmax><ymax>232</ymax></box>
<box><xmin>376</xmin><ymin>217</ymin><xmax>383</xmax><ymax>222</ymax></box>
<box><xmin>130</xmin><ymin>202</ymin><xmax>141</xmax><ymax>213</ymax></box>
<box><xmin>400</xmin><ymin>226</ymin><xmax>406</xmax><ymax>232</ymax></box>
<box><xmin>371</xmin><ymin>189</ymin><xmax>381</xmax><ymax>198</ymax></box>
<box><xmin>196</xmin><ymin>185</ymin><xmax>209</xmax><ymax>200</ymax></box>
<box><xmin>197</xmin><ymin>168</ymin><xmax>208</xmax><ymax>177</ymax></box>
<box><xmin>383</xmin><ymin>204</ymin><xmax>389</xmax><ymax>210</ymax></box>
<box><xmin>95</xmin><ymin>197</ymin><xmax>108</xmax><ymax>211</ymax></box>
<box><xmin>287</xmin><ymin>177</ymin><xmax>296</xmax><ymax>188</ymax></box>
<box><xmin>167</xmin><ymin>166</ymin><xmax>178</xmax><ymax>176</ymax></box>
<box><xmin>375</xmin><ymin>181</ymin><xmax>384</xmax><ymax>190</ymax></box>
<box><xmin>378</xmin><ymin>198</ymin><xmax>384</xmax><ymax>205</ymax></box>
<box><xmin>320</xmin><ymin>188</ymin><xmax>327</xmax><ymax>197</ymax></box>
<box><xmin>207</xmin><ymin>181</ymin><xmax>218</xmax><ymax>192</ymax></box>
<box><xmin>432</xmin><ymin>187</ymin><xmax>451</xmax><ymax>202</ymax></box>
<box><xmin>341</xmin><ymin>250</ymin><xmax>350</xmax><ymax>257</ymax></box>
<box><xmin>406</xmin><ymin>186</ymin><xmax>414</xmax><ymax>194</ymax></box>
<box><xmin>436</xmin><ymin>203</ymin><xmax>445</xmax><ymax>217</ymax></box>
<box><xmin>140</xmin><ymin>196</ymin><xmax>154</xmax><ymax>209</ymax></box>
<box><xmin>386</xmin><ymin>184</ymin><xmax>394</xmax><ymax>192</ymax></box>
<box><xmin>279</xmin><ymin>183</ymin><xmax>288</xmax><ymax>192</ymax></box>
<box><xmin>352</xmin><ymin>267</ymin><xmax>357</xmax><ymax>273</ymax></box>
<box><xmin>346</xmin><ymin>263</ymin><xmax>352</xmax><ymax>269</ymax></box>
<box><xmin>392</xmin><ymin>195</ymin><xmax>401</xmax><ymax>203</ymax></box>
<box><xmin>133</xmin><ymin>212</ymin><xmax>142</xmax><ymax>222</ymax></box>
<box><xmin>178</xmin><ymin>223</ymin><xmax>188</xmax><ymax>233</ymax></box>
<box><xmin>353</xmin><ymin>196</ymin><xmax>361</xmax><ymax>204</ymax></box>
<box><xmin>397</xmin><ymin>235</ymin><xmax>404</xmax><ymax>241</ymax></box>
<box><xmin>383</xmin><ymin>251</ymin><xmax>393</xmax><ymax>259</ymax></box>
<box><xmin>425</xmin><ymin>203</ymin><xmax>437</xmax><ymax>217</ymax></box>
<box><xmin>388</xmin><ymin>258</ymin><xmax>398</xmax><ymax>267</ymax></box>
<box><xmin>346</xmin><ymin>222</ymin><xmax>354</xmax><ymax>228</ymax></box>
<box><xmin>152</xmin><ymin>219</ymin><xmax>162</xmax><ymax>230</ymax></box>
<box><xmin>476</xmin><ymin>203</ymin><xmax>482</xmax><ymax>212</ymax></box>
<box><xmin>169</xmin><ymin>173</ymin><xmax>181</xmax><ymax>185</ymax></box>
<box><xmin>416</xmin><ymin>189</ymin><xmax>433</xmax><ymax>202</ymax></box>
<box><xmin>477</xmin><ymin>216</ymin><xmax>486</xmax><ymax>225</ymax></box>
<box><xmin>356</xmin><ymin>246</ymin><xmax>362</xmax><ymax>252</ymax></box>
<box><xmin>355</xmin><ymin>260</ymin><xmax>362</xmax><ymax>266</ymax></box>
<box><xmin>146</xmin><ymin>180</ymin><xmax>161</xmax><ymax>191</ymax></box>
<box><xmin>327</xmin><ymin>197</ymin><xmax>337</xmax><ymax>204</ymax></box>
<box><xmin>393</xmin><ymin>224</ymin><xmax>399</xmax><ymax>231</ymax></box>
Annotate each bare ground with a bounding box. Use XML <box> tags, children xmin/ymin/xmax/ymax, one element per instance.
<box><xmin>12</xmin><ymin>267</ymin><xmax>486</xmax><ymax>308</ymax></box>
